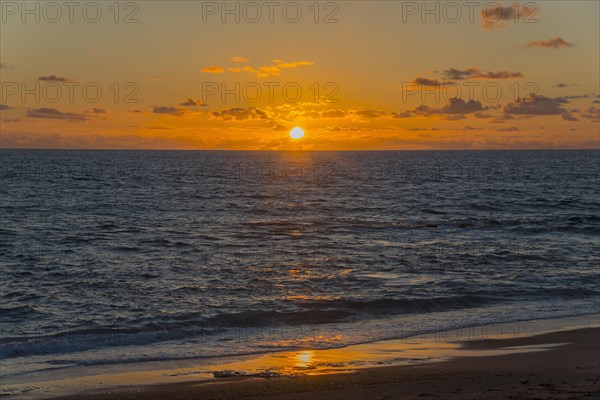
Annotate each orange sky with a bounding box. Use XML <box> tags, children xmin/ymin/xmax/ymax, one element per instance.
<box><xmin>1</xmin><ymin>1</ymin><xmax>599</xmax><ymax>149</ymax></box>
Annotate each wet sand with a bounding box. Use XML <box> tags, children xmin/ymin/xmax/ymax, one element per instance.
<box><xmin>52</xmin><ymin>327</ymin><xmax>599</xmax><ymax>400</ymax></box>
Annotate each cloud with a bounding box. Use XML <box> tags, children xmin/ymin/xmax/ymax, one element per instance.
<box><xmin>391</xmin><ymin>111</ymin><xmax>413</xmax><ymax>119</ymax></box>
<box><xmin>152</xmin><ymin>106</ymin><xmax>185</xmax><ymax>116</ymax></box>
<box><xmin>443</xmin><ymin>114</ymin><xmax>467</xmax><ymax>121</ymax></box>
<box><xmin>310</xmin><ymin>108</ymin><xmax>386</xmax><ymax>120</ymax></box>
<box><xmin>26</xmin><ymin>107</ymin><xmax>88</xmax><ymax>121</ymax></box>
<box><xmin>555</xmin><ymin>83</ymin><xmax>577</xmax><ymax>88</ymax></box>
<box><xmin>562</xmin><ymin>94</ymin><xmax>589</xmax><ymax>100</ymax></box>
<box><xmin>438</xmin><ymin>98</ymin><xmax>487</xmax><ymax>114</ymax></box>
<box><xmin>320</xmin><ymin>110</ymin><xmax>346</xmax><ymax>118</ymax></box>
<box><xmin>526</xmin><ymin>37</ymin><xmax>574</xmax><ymax>49</ymax></box>
<box><xmin>0</xmin><ymin>104</ymin><xmax>13</xmax><ymax>111</ymax></box>
<box><xmin>91</xmin><ymin>108</ymin><xmax>106</xmax><ymax>114</ymax></box>
<box><xmin>442</xmin><ymin>67</ymin><xmax>523</xmax><ymax>80</ymax></box>
<box><xmin>481</xmin><ymin>5</ymin><xmax>537</xmax><ymax>30</ymax></box>
<box><xmin>412</xmin><ymin>77</ymin><xmax>447</xmax><ymax>87</ymax></box>
<box><xmin>496</xmin><ymin>127</ymin><xmax>520</xmax><ymax>132</ymax></box>
<box><xmin>272</xmin><ymin>123</ymin><xmax>289</xmax><ymax>131</ymax></box>
<box><xmin>230</xmin><ymin>56</ymin><xmax>250</xmax><ymax>63</ymax></box>
<box><xmin>257</xmin><ymin>65</ymin><xmax>281</xmax><ymax>77</ymax></box>
<box><xmin>504</xmin><ymin>94</ymin><xmax>568</xmax><ymax>115</ymax></box>
<box><xmin>325</xmin><ymin>126</ymin><xmax>371</xmax><ymax>132</ymax></box>
<box><xmin>0</xmin><ymin>63</ymin><xmax>6</xmax><ymax>69</ymax></box>
<box><xmin>350</xmin><ymin>109</ymin><xmax>387</xmax><ymax>119</ymax></box>
<box><xmin>211</xmin><ymin>107</ymin><xmax>269</xmax><ymax>121</ymax></box>
<box><xmin>180</xmin><ymin>98</ymin><xmax>207</xmax><ymax>107</ymax></box>
<box><xmin>580</xmin><ymin>106</ymin><xmax>600</xmax><ymax>122</ymax></box>
<box><xmin>393</xmin><ymin>99</ymin><xmax>487</xmax><ymax>120</ymax></box>
<box><xmin>208</xmin><ymin>59</ymin><xmax>314</xmax><ymax>78</ymax></box>
<box><xmin>202</xmin><ymin>66</ymin><xmax>225</xmax><ymax>74</ymax></box>
<box><xmin>276</xmin><ymin>61</ymin><xmax>314</xmax><ymax>69</ymax></box>
<box><xmin>488</xmin><ymin>114</ymin><xmax>515</xmax><ymax>124</ymax></box>
<box><xmin>561</xmin><ymin>113</ymin><xmax>579</xmax><ymax>122</ymax></box>
<box><xmin>38</xmin><ymin>75</ymin><xmax>75</xmax><ymax>82</ymax></box>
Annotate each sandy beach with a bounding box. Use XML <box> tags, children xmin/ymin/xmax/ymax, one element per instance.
<box><xmin>48</xmin><ymin>326</ymin><xmax>599</xmax><ymax>400</ymax></box>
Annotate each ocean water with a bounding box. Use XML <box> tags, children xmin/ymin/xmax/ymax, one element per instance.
<box><xmin>1</xmin><ymin>150</ymin><xmax>599</xmax><ymax>380</ymax></box>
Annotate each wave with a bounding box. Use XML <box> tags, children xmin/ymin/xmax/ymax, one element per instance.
<box><xmin>3</xmin><ymin>289</ymin><xmax>598</xmax><ymax>360</ymax></box>
<box><xmin>0</xmin><ymin>305</ymin><xmax>47</xmax><ymax>322</ymax></box>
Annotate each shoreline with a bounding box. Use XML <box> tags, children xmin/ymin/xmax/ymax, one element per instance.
<box><xmin>51</xmin><ymin>326</ymin><xmax>599</xmax><ymax>400</ymax></box>
<box><xmin>2</xmin><ymin>314</ymin><xmax>597</xmax><ymax>399</ymax></box>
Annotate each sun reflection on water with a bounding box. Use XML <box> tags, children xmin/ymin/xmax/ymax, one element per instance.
<box><xmin>294</xmin><ymin>350</ymin><xmax>314</xmax><ymax>369</ymax></box>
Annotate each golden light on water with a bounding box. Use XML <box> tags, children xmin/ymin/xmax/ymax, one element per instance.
<box><xmin>294</xmin><ymin>350</ymin><xmax>314</xmax><ymax>369</ymax></box>
<box><xmin>290</xmin><ymin>127</ymin><xmax>305</xmax><ymax>140</ymax></box>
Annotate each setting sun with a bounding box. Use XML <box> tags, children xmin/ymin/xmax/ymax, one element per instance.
<box><xmin>290</xmin><ymin>127</ymin><xmax>305</xmax><ymax>140</ymax></box>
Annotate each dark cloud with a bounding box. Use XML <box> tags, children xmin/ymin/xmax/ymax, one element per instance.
<box><xmin>91</xmin><ymin>108</ymin><xmax>106</xmax><ymax>114</ymax></box>
<box><xmin>560</xmin><ymin>94</ymin><xmax>589</xmax><ymax>100</ymax></box>
<box><xmin>413</xmin><ymin>77</ymin><xmax>446</xmax><ymax>86</ymax></box>
<box><xmin>394</xmin><ymin>99</ymin><xmax>487</xmax><ymax>120</ymax></box>
<box><xmin>391</xmin><ymin>111</ymin><xmax>413</xmax><ymax>119</ymax></box>
<box><xmin>561</xmin><ymin>113</ymin><xmax>579</xmax><ymax>122</ymax></box>
<box><xmin>442</xmin><ymin>68</ymin><xmax>523</xmax><ymax>80</ymax></box>
<box><xmin>152</xmin><ymin>106</ymin><xmax>185</xmax><ymax>116</ymax></box>
<box><xmin>26</xmin><ymin>107</ymin><xmax>88</xmax><ymax>122</ymax></box>
<box><xmin>443</xmin><ymin>114</ymin><xmax>467</xmax><ymax>121</ymax></box>
<box><xmin>496</xmin><ymin>127</ymin><xmax>520</xmax><ymax>132</ymax></box>
<box><xmin>438</xmin><ymin>98</ymin><xmax>487</xmax><ymax>114</ymax></box>
<box><xmin>580</xmin><ymin>106</ymin><xmax>600</xmax><ymax>122</ymax></box>
<box><xmin>180</xmin><ymin>98</ymin><xmax>208</xmax><ymax>107</ymax></box>
<box><xmin>325</xmin><ymin>126</ymin><xmax>371</xmax><ymax>132</ymax></box>
<box><xmin>526</xmin><ymin>37</ymin><xmax>574</xmax><ymax>49</ymax></box>
<box><xmin>481</xmin><ymin>5</ymin><xmax>537</xmax><ymax>29</ymax></box>
<box><xmin>489</xmin><ymin>115</ymin><xmax>515</xmax><ymax>124</ymax></box>
<box><xmin>351</xmin><ymin>109</ymin><xmax>387</xmax><ymax>119</ymax></box>
<box><xmin>211</xmin><ymin>107</ymin><xmax>269</xmax><ymax>121</ymax></box>
<box><xmin>0</xmin><ymin>104</ymin><xmax>13</xmax><ymax>111</ymax></box>
<box><xmin>38</xmin><ymin>75</ymin><xmax>75</xmax><ymax>82</ymax></box>
<box><xmin>504</xmin><ymin>94</ymin><xmax>568</xmax><ymax>116</ymax></box>
<box><xmin>555</xmin><ymin>83</ymin><xmax>579</xmax><ymax>88</ymax></box>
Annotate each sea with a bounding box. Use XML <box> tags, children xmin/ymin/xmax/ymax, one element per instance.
<box><xmin>1</xmin><ymin>149</ymin><xmax>599</xmax><ymax>384</ymax></box>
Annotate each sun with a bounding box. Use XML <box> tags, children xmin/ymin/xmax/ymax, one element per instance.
<box><xmin>290</xmin><ymin>127</ymin><xmax>304</xmax><ymax>140</ymax></box>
